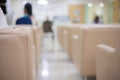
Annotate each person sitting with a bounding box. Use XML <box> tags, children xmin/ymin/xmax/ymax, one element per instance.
<box><xmin>16</xmin><ymin>3</ymin><xmax>32</xmax><ymax>25</ymax></box>
<box><xmin>94</xmin><ymin>16</ymin><xmax>100</xmax><ymax>24</ymax></box>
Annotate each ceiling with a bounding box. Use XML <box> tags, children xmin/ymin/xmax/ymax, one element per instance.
<box><xmin>11</xmin><ymin>0</ymin><xmax>115</xmax><ymax>5</ymax></box>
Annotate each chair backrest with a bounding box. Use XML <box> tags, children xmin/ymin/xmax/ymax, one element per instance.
<box><xmin>96</xmin><ymin>44</ymin><xmax>120</xmax><ymax>80</ymax></box>
<box><xmin>0</xmin><ymin>27</ymin><xmax>36</xmax><ymax>80</ymax></box>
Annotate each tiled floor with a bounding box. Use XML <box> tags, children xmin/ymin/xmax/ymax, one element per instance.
<box><xmin>37</xmin><ymin>34</ymin><xmax>82</xmax><ymax>80</ymax></box>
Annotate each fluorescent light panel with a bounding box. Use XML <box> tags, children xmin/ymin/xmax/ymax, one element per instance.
<box><xmin>88</xmin><ymin>3</ymin><xmax>93</xmax><ymax>7</ymax></box>
<box><xmin>99</xmin><ymin>2</ymin><xmax>104</xmax><ymax>7</ymax></box>
<box><xmin>37</xmin><ymin>0</ymin><xmax>48</xmax><ymax>5</ymax></box>
<box><xmin>22</xmin><ymin>0</ymin><xmax>27</xmax><ymax>5</ymax></box>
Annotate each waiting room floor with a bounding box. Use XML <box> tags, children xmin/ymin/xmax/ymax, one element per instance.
<box><xmin>37</xmin><ymin>35</ymin><xmax>82</xmax><ymax>80</ymax></box>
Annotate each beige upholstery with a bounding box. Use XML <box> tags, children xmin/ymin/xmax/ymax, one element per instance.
<box><xmin>58</xmin><ymin>27</ymin><xmax>72</xmax><ymax>56</ymax></box>
<box><xmin>62</xmin><ymin>27</ymin><xmax>71</xmax><ymax>55</ymax></box>
<box><xmin>0</xmin><ymin>27</ymin><xmax>36</xmax><ymax>80</ymax></box>
<box><xmin>32</xmin><ymin>27</ymin><xmax>43</xmax><ymax>73</ymax></box>
<box><xmin>69</xmin><ymin>27</ymin><xmax>84</xmax><ymax>74</ymax></box>
<box><xmin>58</xmin><ymin>27</ymin><xmax>65</xmax><ymax>48</ymax></box>
<box><xmin>13</xmin><ymin>26</ymin><xmax>43</xmax><ymax>74</ymax></box>
<box><xmin>71</xmin><ymin>25</ymin><xmax>120</xmax><ymax>76</ymax></box>
<box><xmin>57</xmin><ymin>27</ymin><xmax>62</xmax><ymax>46</ymax></box>
<box><xmin>96</xmin><ymin>45</ymin><xmax>120</xmax><ymax>80</ymax></box>
<box><xmin>58</xmin><ymin>24</ymin><xmax>120</xmax><ymax>76</ymax></box>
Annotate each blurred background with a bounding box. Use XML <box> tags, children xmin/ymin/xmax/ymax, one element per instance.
<box><xmin>0</xmin><ymin>0</ymin><xmax>120</xmax><ymax>80</ymax></box>
<box><xmin>0</xmin><ymin>0</ymin><xmax>120</xmax><ymax>26</ymax></box>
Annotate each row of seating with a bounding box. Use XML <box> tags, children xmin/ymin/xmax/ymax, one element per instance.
<box><xmin>57</xmin><ymin>24</ymin><xmax>120</xmax><ymax>80</ymax></box>
<box><xmin>0</xmin><ymin>26</ymin><xmax>43</xmax><ymax>80</ymax></box>
<box><xmin>96</xmin><ymin>44</ymin><xmax>120</xmax><ymax>80</ymax></box>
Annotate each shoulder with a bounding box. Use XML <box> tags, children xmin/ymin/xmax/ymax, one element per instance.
<box><xmin>17</xmin><ymin>17</ymin><xmax>28</xmax><ymax>21</ymax></box>
<box><xmin>16</xmin><ymin>16</ymin><xmax>32</xmax><ymax>25</ymax></box>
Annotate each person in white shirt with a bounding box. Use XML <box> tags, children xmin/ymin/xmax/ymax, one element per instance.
<box><xmin>0</xmin><ymin>7</ymin><xmax>8</xmax><ymax>27</ymax></box>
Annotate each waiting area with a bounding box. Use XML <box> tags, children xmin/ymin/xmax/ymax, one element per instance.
<box><xmin>0</xmin><ymin>26</ymin><xmax>43</xmax><ymax>80</ymax></box>
<box><xmin>58</xmin><ymin>24</ymin><xmax>120</xmax><ymax>80</ymax></box>
<box><xmin>0</xmin><ymin>0</ymin><xmax>120</xmax><ymax>80</ymax></box>
<box><xmin>0</xmin><ymin>24</ymin><xmax>119</xmax><ymax>80</ymax></box>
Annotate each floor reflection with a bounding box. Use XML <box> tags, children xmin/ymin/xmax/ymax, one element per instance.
<box><xmin>37</xmin><ymin>34</ymin><xmax>82</xmax><ymax>80</ymax></box>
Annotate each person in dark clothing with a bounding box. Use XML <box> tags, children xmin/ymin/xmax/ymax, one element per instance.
<box><xmin>43</xmin><ymin>17</ymin><xmax>54</xmax><ymax>40</ymax></box>
<box><xmin>16</xmin><ymin>16</ymin><xmax>32</xmax><ymax>25</ymax></box>
<box><xmin>16</xmin><ymin>3</ymin><xmax>32</xmax><ymax>25</ymax></box>
<box><xmin>94</xmin><ymin>16</ymin><xmax>100</xmax><ymax>24</ymax></box>
<box><xmin>43</xmin><ymin>17</ymin><xmax>53</xmax><ymax>33</ymax></box>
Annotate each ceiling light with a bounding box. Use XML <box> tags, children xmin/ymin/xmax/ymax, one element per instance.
<box><xmin>88</xmin><ymin>3</ymin><xmax>93</xmax><ymax>8</ymax></box>
<box><xmin>37</xmin><ymin>0</ymin><xmax>48</xmax><ymax>5</ymax></box>
<box><xmin>22</xmin><ymin>0</ymin><xmax>27</xmax><ymax>5</ymax></box>
<box><xmin>99</xmin><ymin>3</ymin><xmax>104</xmax><ymax>7</ymax></box>
<box><xmin>41</xmin><ymin>69</ymin><xmax>49</xmax><ymax>77</ymax></box>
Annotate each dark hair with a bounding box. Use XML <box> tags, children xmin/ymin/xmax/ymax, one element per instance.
<box><xmin>94</xmin><ymin>16</ymin><xmax>99</xmax><ymax>23</ymax></box>
<box><xmin>24</xmin><ymin>3</ymin><xmax>32</xmax><ymax>16</ymax></box>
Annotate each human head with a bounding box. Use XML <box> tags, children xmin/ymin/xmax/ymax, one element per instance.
<box><xmin>94</xmin><ymin>15</ymin><xmax>99</xmax><ymax>23</ymax></box>
<box><xmin>24</xmin><ymin>3</ymin><xmax>32</xmax><ymax>16</ymax></box>
<box><xmin>46</xmin><ymin>16</ymin><xmax>49</xmax><ymax>20</ymax></box>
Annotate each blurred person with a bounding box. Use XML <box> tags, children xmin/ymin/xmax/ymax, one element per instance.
<box><xmin>43</xmin><ymin>17</ymin><xmax>54</xmax><ymax>40</ymax></box>
<box><xmin>0</xmin><ymin>7</ymin><xmax>8</xmax><ymax>27</ymax></box>
<box><xmin>16</xmin><ymin>3</ymin><xmax>32</xmax><ymax>25</ymax></box>
<box><xmin>93</xmin><ymin>15</ymin><xmax>100</xmax><ymax>24</ymax></box>
<box><xmin>43</xmin><ymin>17</ymin><xmax>53</xmax><ymax>33</ymax></box>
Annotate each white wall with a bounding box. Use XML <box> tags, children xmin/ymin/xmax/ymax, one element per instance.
<box><xmin>10</xmin><ymin>0</ymin><xmax>113</xmax><ymax>25</ymax></box>
<box><xmin>11</xmin><ymin>0</ymin><xmax>70</xmax><ymax>25</ymax></box>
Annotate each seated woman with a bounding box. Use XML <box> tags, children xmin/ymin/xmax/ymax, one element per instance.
<box><xmin>16</xmin><ymin>3</ymin><xmax>32</xmax><ymax>25</ymax></box>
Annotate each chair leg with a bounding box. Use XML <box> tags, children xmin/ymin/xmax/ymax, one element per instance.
<box><xmin>84</xmin><ymin>77</ymin><xmax>87</xmax><ymax>80</ymax></box>
<box><xmin>82</xmin><ymin>76</ymin><xmax>87</xmax><ymax>80</ymax></box>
